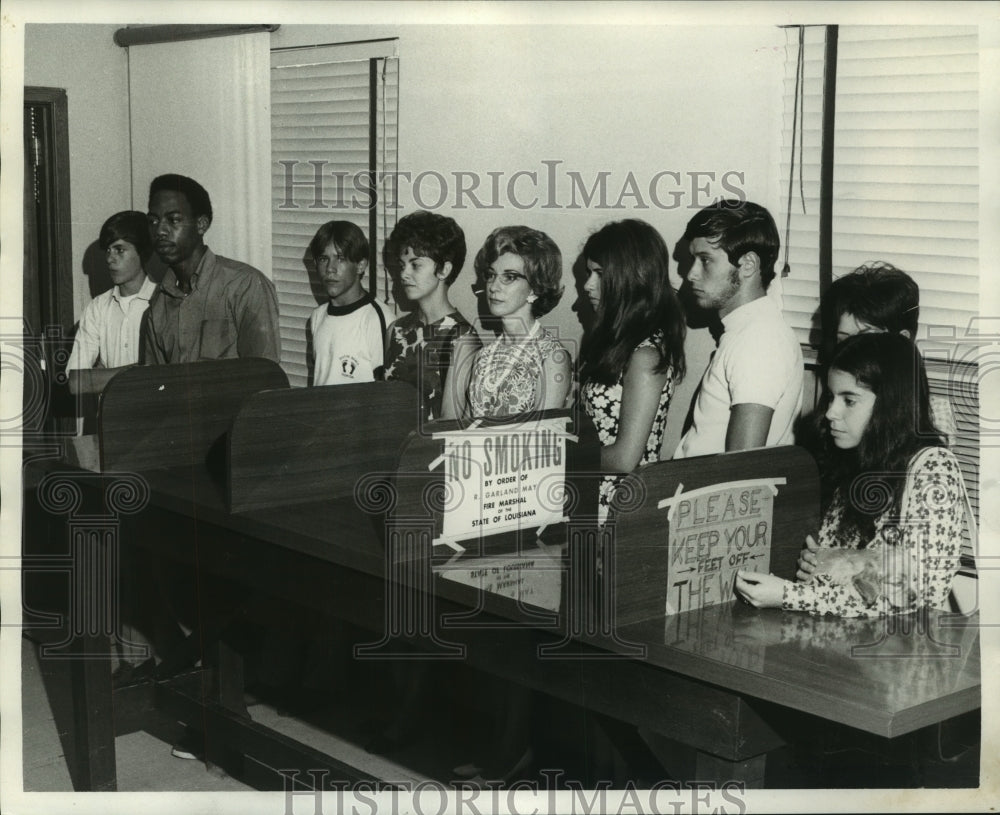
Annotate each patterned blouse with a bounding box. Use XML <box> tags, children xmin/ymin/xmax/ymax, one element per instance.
<box><xmin>383</xmin><ymin>310</ymin><xmax>480</xmax><ymax>419</ymax></box>
<box><xmin>581</xmin><ymin>335</ymin><xmax>675</xmax><ymax>521</ymax></box>
<box><xmin>783</xmin><ymin>446</ymin><xmax>965</xmax><ymax>617</ymax></box>
<box><xmin>467</xmin><ymin>323</ymin><xmax>566</xmax><ymax>418</ymax></box>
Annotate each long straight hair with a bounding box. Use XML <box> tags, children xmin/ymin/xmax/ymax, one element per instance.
<box><xmin>579</xmin><ymin>219</ymin><xmax>686</xmax><ymax>386</ymax></box>
<box><xmin>820</xmin><ymin>332</ymin><xmax>944</xmax><ymax>542</ymax></box>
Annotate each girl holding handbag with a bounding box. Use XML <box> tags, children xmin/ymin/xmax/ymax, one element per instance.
<box><xmin>736</xmin><ymin>332</ymin><xmax>967</xmax><ymax>617</ymax></box>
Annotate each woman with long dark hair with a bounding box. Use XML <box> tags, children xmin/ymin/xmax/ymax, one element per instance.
<box><xmin>579</xmin><ymin>219</ymin><xmax>686</xmax><ymax>520</ymax></box>
<box><xmin>736</xmin><ymin>332</ymin><xmax>966</xmax><ymax>616</ymax></box>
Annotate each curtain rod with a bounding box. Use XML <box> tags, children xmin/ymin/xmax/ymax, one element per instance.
<box><xmin>114</xmin><ymin>24</ymin><xmax>279</xmax><ymax>48</ymax></box>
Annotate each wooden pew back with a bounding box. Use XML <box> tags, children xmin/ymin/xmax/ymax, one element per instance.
<box><xmin>228</xmin><ymin>381</ymin><xmax>420</xmax><ymax>512</ymax></box>
<box><xmin>609</xmin><ymin>446</ymin><xmax>820</xmax><ymax>626</ymax></box>
<box><xmin>98</xmin><ymin>359</ymin><xmax>289</xmax><ymax>473</ymax></box>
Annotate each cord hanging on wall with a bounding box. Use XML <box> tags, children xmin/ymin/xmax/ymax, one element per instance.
<box><xmin>781</xmin><ymin>25</ymin><xmax>806</xmax><ymax>280</ymax></box>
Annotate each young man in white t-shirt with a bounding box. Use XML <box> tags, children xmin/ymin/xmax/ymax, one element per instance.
<box><xmin>674</xmin><ymin>200</ymin><xmax>803</xmax><ymax>458</ymax></box>
<box><xmin>307</xmin><ymin>221</ymin><xmax>389</xmax><ymax>386</ymax></box>
<box><xmin>66</xmin><ymin>210</ymin><xmax>158</xmax><ymax>394</ymax></box>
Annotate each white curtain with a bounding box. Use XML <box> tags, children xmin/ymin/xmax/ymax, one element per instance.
<box><xmin>127</xmin><ymin>32</ymin><xmax>272</xmax><ymax>276</ymax></box>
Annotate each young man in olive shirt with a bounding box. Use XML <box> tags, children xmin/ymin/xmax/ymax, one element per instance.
<box><xmin>142</xmin><ymin>173</ymin><xmax>280</xmax><ymax>364</ymax></box>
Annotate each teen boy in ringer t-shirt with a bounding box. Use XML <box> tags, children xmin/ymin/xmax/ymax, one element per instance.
<box><xmin>307</xmin><ymin>221</ymin><xmax>389</xmax><ymax>385</ymax></box>
<box><xmin>674</xmin><ymin>200</ymin><xmax>803</xmax><ymax>459</ymax></box>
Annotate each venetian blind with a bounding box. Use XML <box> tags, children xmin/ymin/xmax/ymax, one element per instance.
<box><xmin>779</xmin><ymin>25</ymin><xmax>980</xmax><ymax>349</ymax></box>
<box><xmin>270</xmin><ymin>41</ymin><xmax>399</xmax><ymax>387</ymax></box>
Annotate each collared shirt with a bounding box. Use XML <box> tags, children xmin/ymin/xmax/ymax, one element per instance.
<box><xmin>67</xmin><ymin>276</ymin><xmax>157</xmax><ymax>371</ymax></box>
<box><xmin>674</xmin><ymin>295</ymin><xmax>803</xmax><ymax>459</ymax></box>
<box><xmin>142</xmin><ymin>247</ymin><xmax>281</xmax><ymax>364</ymax></box>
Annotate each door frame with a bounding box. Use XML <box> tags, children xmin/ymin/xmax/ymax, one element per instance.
<box><xmin>24</xmin><ymin>86</ymin><xmax>75</xmax><ymax>336</ymax></box>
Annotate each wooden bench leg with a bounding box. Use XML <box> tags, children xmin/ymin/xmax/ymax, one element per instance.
<box><xmin>639</xmin><ymin>728</ymin><xmax>771</xmax><ymax>789</ymax></box>
<box><xmin>69</xmin><ymin>630</ymin><xmax>117</xmax><ymax>791</ymax></box>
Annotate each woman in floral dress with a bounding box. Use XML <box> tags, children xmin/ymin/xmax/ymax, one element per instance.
<box><xmin>442</xmin><ymin>225</ymin><xmax>569</xmax><ymax>420</ymax></box>
<box><xmin>736</xmin><ymin>333</ymin><xmax>966</xmax><ymax>617</ymax></box>
<box><xmin>382</xmin><ymin>210</ymin><xmax>481</xmax><ymax>419</ymax></box>
<box><xmin>578</xmin><ymin>219</ymin><xmax>687</xmax><ymax>522</ymax></box>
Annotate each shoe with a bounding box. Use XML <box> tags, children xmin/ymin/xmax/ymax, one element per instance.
<box><xmin>171</xmin><ymin>728</ymin><xmax>204</xmax><ymax>761</ymax></box>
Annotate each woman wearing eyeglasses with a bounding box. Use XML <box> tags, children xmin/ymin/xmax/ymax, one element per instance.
<box><xmin>579</xmin><ymin>219</ymin><xmax>686</xmax><ymax>522</ymax></box>
<box><xmin>442</xmin><ymin>225</ymin><xmax>570</xmax><ymax>420</ymax></box>
<box><xmin>438</xmin><ymin>225</ymin><xmax>568</xmax><ymax>786</ymax></box>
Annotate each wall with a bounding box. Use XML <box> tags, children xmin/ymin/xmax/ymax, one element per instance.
<box><xmin>273</xmin><ymin>23</ymin><xmax>787</xmax><ymax>453</ymax></box>
<box><xmin>127</xmin><ymin>33</ymin><xmax>272</xmax><ymax>275</ymax></box>
<box><xmin>23</xmin><ymin>24</ymin><xmax>132</xmax><ymax>322</ymax></box>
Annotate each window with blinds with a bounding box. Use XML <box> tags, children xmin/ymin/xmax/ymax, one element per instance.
<box><xmin>270</xmin><ymin>40</ymin><xmax>399</xmax><ymax>387</ymax></box>
<box><xmin>779</xmin><ymin>25</ymin><xmax>980</xmax><ymax>563</ymax></box>
<box><xmin>779</xmin><ymin>25</ymin><xmax>979</xmax><ymax>349</ymax></box>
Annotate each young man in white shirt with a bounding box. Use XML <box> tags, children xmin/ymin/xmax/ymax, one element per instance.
<box><xmin>674</xmin><ymin>200</ymin><xmax>803</xmax><ymax>458</ymax></box>
<box><xmin>306</xmin><ymin>220</ymin><xmax>389</xmax><ymax>386</ymax></box>
<box><xmin>66</xmin><ymin>211</ymin><xmax>158</xmax><ymax>394</ymax></box>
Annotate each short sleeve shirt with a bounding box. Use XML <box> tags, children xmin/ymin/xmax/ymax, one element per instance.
<box><xmin>674</xmin><ymin>296</ymin><xmax>803</xmax><ymax>458</ymax></box>
<box><xmin>309</xmin><ymin>295</ymin><xmax>390</xmax><ymax>386</ymax></box>
<box><xmin>67</xmin><ymin>277</ymin><xmax>157</xmax><ymax>370</ymax></box>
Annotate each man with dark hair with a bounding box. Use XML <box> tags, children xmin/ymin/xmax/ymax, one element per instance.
<box><xmin>142</xmin><ymin>173</ymin><xmax>280</xmax><ymax>364</ymax></box>
<box><xmin>140</xmin><ymin>176</ymin><xmax>282</xmax><ymax>762</ymax></box>
<box><xmin>674</xmin><ymin>199</ymin><xmax>803</xmax><ymax>458</ymax></box>
<box><xmin>67</xmin><ymin>210</ymin><xmax>158</xmax><ymax>394</ymax></box>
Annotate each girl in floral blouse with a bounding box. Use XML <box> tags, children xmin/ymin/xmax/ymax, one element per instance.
<box><xmin>381</xmin><ymin>210</ymin><xmax>481</xmax><ymax>419</ymax></box>
<box><xmin>442</xmin><ymin>225</ymin><xmax>570</xmax><ymax>420</ymax></box>
<box><xmin>736</xmin><ymin>333</ymin><xmax>966</xmax><ymax>617</ymax></box>
<box><xmin>579</xmin><ymin>219</ymin><xmax>687</xmax><ymax>521</ymax></box>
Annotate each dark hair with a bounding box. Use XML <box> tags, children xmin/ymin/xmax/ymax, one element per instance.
<box><xmin>309</xmin><ymin>221</ymin><xmax>369</xmax><ymax>265</ymax></box>
<box><xmin>579</xmin><ymin>219</ymin><xmax>686</xmax><ymax>385</ymax></box>
<box><xmin>384</xmin><ymin>210</ymin><xmax>466</xmax><ymax>285</ymax></box>
<box><xmin>99</xmin><ymin>210</ymin><xmax>153</xmax><ymax>263</ymax></box>
<box><xmin>682</xmin><ymin>199</ymin><xmax>780</xmax><ymax>290</ymax></box>
<box><xmin>822</xmin><ymin>262</ymin><xmax>920</xmax><ymax>345</ymax></box>
<box><xmin>474</xmin><ymin>226</ymin><xmax>563</xmax><ymax>318</ymax></box>
<box><xmin>820</xmin><ymin>332</ymin><xmax>943</xmax><ymax>543</ymax></box>
<box><xmin>148</xmin><ymin>174</ymin><xmax>213</xmax><ymax>223</ymax></box>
